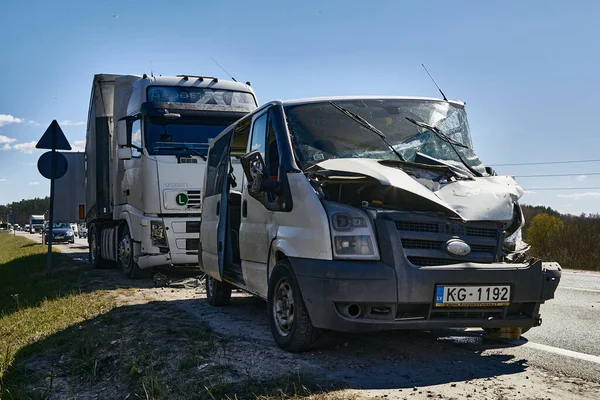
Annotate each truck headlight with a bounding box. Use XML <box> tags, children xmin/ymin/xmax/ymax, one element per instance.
<box><xmin>151</xmin><ymin>220</ymin><xmax>168</xmax><ymax>247</ymax></box>
<box><xmin>324</xmin><ymin>201</ymin><xmax>380</xmax><ymax>260</ymax></box>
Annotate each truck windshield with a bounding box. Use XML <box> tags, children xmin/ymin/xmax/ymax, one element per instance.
<box><xmin>31</xmin><ymin>218</ymin><xmax>44</xmax><ymax>224</ymax></box>
<box><xmin>284</xmin><ymin>99</ymin><xmax>485</xmax><ymax>175</ymax></box>
<box><xmin>145</xmin><ymin>116</ymin><xmax>239</xmax><ymax>156</ymax></box>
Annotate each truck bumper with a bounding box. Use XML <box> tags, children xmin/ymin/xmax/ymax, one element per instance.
<box><xmin>137</xmin><ymin>216</ymin><xmax>201</xmax><ymax>269</ymax></box>
<box><xmin>290</xmin><ymin>256</ymin><xmax>561</xmax><ymax>332</ymax></box>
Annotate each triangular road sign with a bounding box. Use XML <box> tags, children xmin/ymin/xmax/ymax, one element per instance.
<box><xmin>36</xmin><ymin>120</ymin><xmax>72</xmax><ymax>150</ymax></box>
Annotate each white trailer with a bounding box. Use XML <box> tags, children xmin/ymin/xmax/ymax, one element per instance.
<box><xmin>85</xmin><ymin>74</ymin><xmax>258</xmax><ymax>277</ymax></box>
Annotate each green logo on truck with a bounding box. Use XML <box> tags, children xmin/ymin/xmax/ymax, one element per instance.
<box><xmin>175</xmin><ymin>193</ymin><xmax>189</xmax><ymax>206</ymax></box>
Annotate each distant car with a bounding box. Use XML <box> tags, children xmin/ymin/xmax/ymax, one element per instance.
<box><xmin>78</xmin><ymin>225</ymin><xmax>88</xmax><ymax>239</ymax></box>
<box><xmin>0</xmin><ymin>223</ymin><xmax>8</xmax><ymax>231</ymax></box>
<box><xmin>24</xmin><ymin>224</ymin><xmax>30</xmax><ymax>231</ymax></box>
<box><xmin>43</xmin><ymin>222</ymin><xmax>75</xmax><ymax>244</ymax></box>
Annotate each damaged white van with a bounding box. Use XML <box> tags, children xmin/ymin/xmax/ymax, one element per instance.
<box><xmin>199</xmin><ymin>96</ymin><xmax>561</xmax><ymax>352</ymax></box>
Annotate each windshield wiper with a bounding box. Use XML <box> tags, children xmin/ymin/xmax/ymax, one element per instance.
<box><xmin>404</xmin><ymin>117</ymin><xmax>482</xmax><ymax>177</ymax></box>
<box><xmin>153</xmin><ymin>145</ymin><xmax>207</xmax><ymax>161</ymax></box>
<box><xmin>329</xmin><ymin>101</ymin><xmax>405</xmax><ymax>162</ymax></box>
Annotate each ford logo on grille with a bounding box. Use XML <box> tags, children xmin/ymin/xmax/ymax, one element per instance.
<box><xmin>446</xmin><ymin>239</ymin><xmax>471</xmax><ymax>256</ymax></box>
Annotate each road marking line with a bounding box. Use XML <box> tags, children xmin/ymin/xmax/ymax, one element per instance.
<box><xmin>560</xmin><ymin>286</ymin><xmax>600</xmax><ymax>294</ymax></box>
<box><xmin>520</xmin><ymin>341</ymin><xmax>600</xmax><ymax>365</ymax></box>
<box><xmin>562</xmin><ymin>271</ymin><xmax>600</xmax><ymax>278</ymax></box>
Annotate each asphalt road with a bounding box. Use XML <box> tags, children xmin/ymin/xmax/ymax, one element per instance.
<box><xmin>14</xmin><ymin>230</ymin><xmax>600</xmax><ymax>383</ymax></box>
<box><xmin>523</xmin><ymin>270</ymin><xmax>600</xmax><ymax>356</ymax></box>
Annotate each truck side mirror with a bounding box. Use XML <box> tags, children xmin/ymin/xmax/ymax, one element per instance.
<box><xmin>117</xmin><ymin>119</ymin><xmax>129</xmax><ymax>146</ymax></box>
<box><xmin>117</xmin><ymin>147</ymin><xmax>132</xmax><ymax>160</ymax></box>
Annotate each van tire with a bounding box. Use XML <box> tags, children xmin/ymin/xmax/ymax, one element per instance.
<box><xmin>206</xmin><ymin>275</ymin><xmax>232</xmax><ymax>306</ymax></box>
<box><xmin>268</xmin><ymin>260</ymin><xmax>321</xmax><ymax>352</ymax></box>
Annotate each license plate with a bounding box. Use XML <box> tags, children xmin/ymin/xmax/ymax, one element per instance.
<box><xmin>435</xmin><ymin>285</ymin><xmax>510</xmax><ymax>307</ymax></box>
<box><xmin>56</xmin><ymin>235</ymin><xmax>64</xmax><ymax>239</ymax></box>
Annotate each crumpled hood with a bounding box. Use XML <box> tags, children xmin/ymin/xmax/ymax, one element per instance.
<box><xmin>315</xmin><ymin>158</ymin><xmax>523</xmax><ymax>221</ymax></box>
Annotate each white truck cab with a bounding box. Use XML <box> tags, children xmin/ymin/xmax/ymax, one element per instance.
<box><xmin>200</xmin><ymin>96</ymin><xmax>561</xmax><ymax>352</ymax></box>
<box><xmin>86</xmin><ymin>74</ymin><xmax>257</xmax><ymax>277</ymax></box>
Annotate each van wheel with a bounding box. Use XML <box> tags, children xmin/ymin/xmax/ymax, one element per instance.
<box><xmin>89</xmin><ymin>225</ymin><xmax>109</xmax><ymax>269</ymax></box>
<box><xmin>268</xmin><ymin>260</ymin><xmax>320</xmax><ymax>352</ymax></box>
<box><xmin>206</xmin><ymin>275</ymin><xmax>232</xmax><ymax>306</ymax></box>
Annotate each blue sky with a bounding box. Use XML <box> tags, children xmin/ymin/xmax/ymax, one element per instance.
<box><xmin>0</xmin><ymin>0</ymin><xmax>599</xmax><ymax>214</ymax></box>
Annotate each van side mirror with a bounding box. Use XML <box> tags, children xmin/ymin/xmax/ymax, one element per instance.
<box><xmin>117</xmin><ymin>119</ymin><xmax>129</xmax><ymax>146</ymax></box>
<box><xmin>241</xmin><ymin>150</ymin><xmax>266</xmax><ymax>181</ymax></box>
<box><xmin>485</xmin><ymin>166</ymin><xmax>496</xmax><ymax>176</ymax></box>
<box><xmin>241</xmin><ymin>150</ymin><xmax>280</xmax><ymax>195</ymax></box>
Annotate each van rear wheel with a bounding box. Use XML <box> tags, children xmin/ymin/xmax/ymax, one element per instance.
<box><xmin>267</xmin><ymin>260</ymin><xmax>321</xmax><ymax>352</ymax></box>
<box><xmin>205</xmin><ymin>275</ymin><xmax>232</xmax><ymax>306</ymax></box>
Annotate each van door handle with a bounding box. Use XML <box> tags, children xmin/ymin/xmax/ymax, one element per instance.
<box><xmin>216</xmin><ymin>200</ymin><xmax>220</xmax><ymax>216</ymax></box>
<box><xmin>242</xmin><ymin>200</ymin><xmax>247</xmax><ymax>218</ymax></box>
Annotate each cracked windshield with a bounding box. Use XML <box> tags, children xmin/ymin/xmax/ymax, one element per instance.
<box><xmin>286</xmin><ymin>99</ymin><xmax>485</xmax><ymax>174</ymax></box>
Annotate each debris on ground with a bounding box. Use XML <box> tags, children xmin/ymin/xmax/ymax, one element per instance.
<box><xmin>153</xmin><ymin>272</ymin><xmax>205</xmax><ymax>289</ymax></box>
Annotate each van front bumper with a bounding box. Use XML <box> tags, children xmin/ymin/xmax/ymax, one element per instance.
<box><xmin>290</xmin><ymin>257</ymin><xmax>561</xmax><ymax>332</ymax></box>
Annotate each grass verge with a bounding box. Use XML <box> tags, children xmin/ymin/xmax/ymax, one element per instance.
<box><xmin>0</xmin><ymin>233</ymin><xmax>116</xmax><ymax>398</ymax></box>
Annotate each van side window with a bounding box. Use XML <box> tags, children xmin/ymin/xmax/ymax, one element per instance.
<box><xmin>131</xmin><ymin>119</ymin><xmax>142</xmax><ymax>158</ymax></box>
<box><xmin>205</xmin><ymin>132</ymin><xmax>232</xmax><ymax>197</ymax></box>
<box><xmin>265</xmin><ymin>109</ymin><xmax>280</xmax><ymax>181</ymax></box>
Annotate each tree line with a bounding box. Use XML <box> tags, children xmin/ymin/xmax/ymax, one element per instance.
<box><xmin>522</xmin><ymin>204</ymin><xmax>600</xmax><ymax>271</ymax></box>
<box><xmin>0</xmin><ymin>197</ymin><xmax>50</xmax><ymax>226</ymax></box>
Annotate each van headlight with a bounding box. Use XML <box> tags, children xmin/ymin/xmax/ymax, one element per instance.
<box><xmin>324</xmin><ymin>201</ymin><xmax>380</xmax><ymax>260</ymax></box>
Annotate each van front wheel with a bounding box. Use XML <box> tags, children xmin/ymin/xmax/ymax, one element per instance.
<box><xmin>268</xmin><ymin>260</ymin><xmax>320</xmax><ymax>352</ymax></box>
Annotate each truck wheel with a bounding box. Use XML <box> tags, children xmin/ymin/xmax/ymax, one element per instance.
<box><xmin>119</xmin><ymin>225</ymin><xmax>145</xmax><ymax>279</ymax></box>
<box><xmin>89</xmin><ymin>225</ymin><xmax>109</xmax><ymax>269</ymax></box>
<box><xmin>205</xmin><ymin>275</ymin><xmax>232</xmax><ymax>306</ymax></box>
<box><xmin>267</xmin><ymin>260</ymin><xmax>321</xmax><ymax>352</ymax></box>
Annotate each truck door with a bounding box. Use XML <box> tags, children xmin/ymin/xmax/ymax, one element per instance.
<box><xmin>200</xmin><ymin>130</ymin><xmax>233</xmax><ymax>281</ymax></box>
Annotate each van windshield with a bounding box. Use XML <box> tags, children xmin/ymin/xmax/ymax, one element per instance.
<box><xmin>145</xmin><ymin>116</ymin><xmax>240</xmax><ymax>156</ymax></box>
<box><xmin>284</xmin><ymin>99</ymin><xmax>485</xmax><ymax>174</ymax></box>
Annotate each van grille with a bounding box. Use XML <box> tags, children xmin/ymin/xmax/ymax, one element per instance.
<box><xmin>393</xmin><ymin>214</ymin><xmax>502</xmax><ymax>266</ymax></box>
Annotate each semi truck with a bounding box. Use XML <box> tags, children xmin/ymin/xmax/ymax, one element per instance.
<box><xmin>85</xmin><ymin>73</ymin><xmax>258</xmax><ymax>277</ymax></box>
<box><xmin>29</xmin><ymin>215</ymin><xmax>45</xmax><ymax>233</ymax></box>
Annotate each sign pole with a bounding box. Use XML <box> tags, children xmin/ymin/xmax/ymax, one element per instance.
<box><xmin>46</xmin><ymin>131</ymin><xmax>56</xmax><ymax>272</ymax></box>
<box><xmin>35</xmin><ymin>119</ymin><xmax>71</xmax><ymax>273</ymax></box>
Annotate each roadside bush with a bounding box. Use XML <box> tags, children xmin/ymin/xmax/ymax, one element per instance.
<box><xmin>526</xmin><ymin>212</ymin><xmax>600</xmax><ymax>271</ymax></box>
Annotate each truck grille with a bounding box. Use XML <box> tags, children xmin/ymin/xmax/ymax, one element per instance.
<box><xmin>186</xmin><ymin>190</ymin><xmax>201</xmax><ymax>209</ymax></box>
<box><xmin>393</xmin><ymin>215</ymin><xmax>502</xmax><ymax>266</ymax></box>
<box><xmin>186</xmin><ymin>220</ymin><xmax>200</xmax><ymax>233</ymax></box>
<box><xmin>186</xmin><ymin>239</ymin><xmax>199</xmax><ymax>250</ymax></box>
